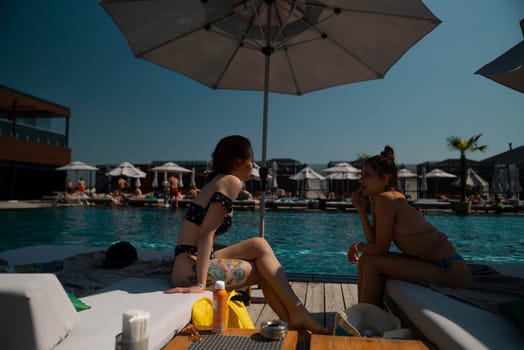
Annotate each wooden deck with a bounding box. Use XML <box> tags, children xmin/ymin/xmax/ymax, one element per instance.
<box><xmin>246</xmin><ymin>277</ymin><xmax>359</xmax><ymax>331</ymax></box>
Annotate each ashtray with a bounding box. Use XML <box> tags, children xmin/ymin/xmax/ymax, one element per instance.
<box><xmin>260</xmin><ymin>320</ymin><xmax>288</xmax><ymax>340</ymax></box>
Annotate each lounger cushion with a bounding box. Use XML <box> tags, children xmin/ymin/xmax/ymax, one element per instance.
<box><xmin>385</xmin><ymin>279</ymin><xmax>524</xmax><ymax>350</ymax></box>
<box><xmin>0</xmin><ymin>273</ymin><xmax>79</xmax><ymax>350</ymax></box>
<box><xmin>53</xmin><ymin>277</ymin><xmax>212</xmax><ymax>350</ymax></box>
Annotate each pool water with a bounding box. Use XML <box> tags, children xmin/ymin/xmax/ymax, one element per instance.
<box><xmin>1</xmin><ymin>207</ymin><xmax>523</xmax><ymax>275</ymax></box>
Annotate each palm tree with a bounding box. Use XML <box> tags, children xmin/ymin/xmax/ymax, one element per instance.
<box><xmin>446</xmin><ymin>134</ymin><xmax>488</xmax><ymax>202</ymax></box>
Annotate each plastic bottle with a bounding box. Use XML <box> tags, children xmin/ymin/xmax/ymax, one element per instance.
<box><xmin>212</xmin><ymin>280</ymin><xmax>228</xmax><ymax>334</ymax></box>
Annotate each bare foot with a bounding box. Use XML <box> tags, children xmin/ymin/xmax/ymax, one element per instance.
<box><xmin>288</xmin><ymin>308</ymin><xmax>331</xmax><ymax>334</ymax></box>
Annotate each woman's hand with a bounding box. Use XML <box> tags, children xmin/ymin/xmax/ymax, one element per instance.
<box><xmin>164</xmin><ymin>285</ymin><xmax>207</xmax><ymax>294</ymax></box>
<box><xmin>347</xmin><ymin>242</ymin><xmax>360</xmax><ymax>264</ymax></box>
<box><xmin>351</xmin><ymin>190</ymin><xmax>366</xmax><ymax>211</ymax></box>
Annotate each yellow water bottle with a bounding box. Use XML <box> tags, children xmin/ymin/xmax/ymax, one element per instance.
<box><xmin>212</xmin><ymin>280</ymin><xmax>227</xmax><ymax>334</ymax></box>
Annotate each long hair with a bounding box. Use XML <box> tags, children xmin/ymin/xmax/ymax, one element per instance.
<box><xmin>207</xmin><ymin>135</ymin><xmax>252</xmax><ymax>182</ymax></box>
<box><xmin>364</xmin><ymin>145</ymin><xmax>398</xmax><ymax>191</ymax></box>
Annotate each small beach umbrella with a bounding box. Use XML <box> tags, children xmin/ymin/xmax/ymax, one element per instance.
<box><xmin>100</xmin><ymin>0</ymin><xmax>441</xmax><ymax>237</ymax></box>
<box><xmin>269</xmin><ymin>161</ymin><xmax>278</xmax><ymax>190</ymax></box>
<box><xmin>475</xmin><ymin>19</ymin><xmax>524</xmax><ymax>94</ymax></box>
<box><xmin>190</xmin><ymin>168</ymin><xmax>197</xmax><ymax>189</ymax></box>
<box><xmin>152</xmin><ymin>171</ymin><xmax>159</xmax><ymax>189</ymax></box>
<box><xmin>178</xmin><ymin>172</ymin><xmax>184</xmax><ymax>189</ymax></box>
<box><xmin>420</xmin><ymin>167</ymin><xmax>428</xmax><ymax>198</ymax></box>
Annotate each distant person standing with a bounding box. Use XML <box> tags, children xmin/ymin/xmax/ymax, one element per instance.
<box><xmin>169</xmin><ymin>175</ymin><xmax>180</xmax><ymax>208</ymax></box>
<box><xmin>65</xmin><ymin>179</ymin><xmax>75</xmax><ymax>198</ymax></box>
<box><xmin>77</xmin><ymin>177</ymin><xmax>86</xmax><ymax>193</ymax></box>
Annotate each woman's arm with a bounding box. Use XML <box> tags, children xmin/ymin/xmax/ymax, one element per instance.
<box><xmin>352</xmin><ymin>195</ymin><xmax>395</xmax><ymax>257</ymax></box>
<box><xmin>194</xmin><ymin>203</ymin><xmax>228</xmax><ymax>288</ymax></box>
<box><xmin>352</xmin><ymin>191</ymin><xmax>376</xmax><ymax>242</ymax></box>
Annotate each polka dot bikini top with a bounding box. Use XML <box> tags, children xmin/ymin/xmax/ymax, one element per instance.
<box><xmin>184</xmin><ymin>192</ymin><xmax>233</xmax><ymax>235</ymax></box>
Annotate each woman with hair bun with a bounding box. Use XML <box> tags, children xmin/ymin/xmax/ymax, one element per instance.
<box><xmin>348</xmin><ymin>145</ymin><xmax>473</xmax><ymax>307</ymax></box>
<box><xmin>166</xmin><ymin>135</ymin><xmax>329</xmax><ymax>334</ymax></box>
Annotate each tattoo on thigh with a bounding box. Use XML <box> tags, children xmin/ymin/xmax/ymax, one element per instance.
<box><xmin>207</xmin><ymin>264</ymin><xmax>227</xmax><ymax>284</ymax></box>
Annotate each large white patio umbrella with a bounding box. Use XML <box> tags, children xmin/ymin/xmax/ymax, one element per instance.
<box><xmin>397</xmin><ymin>168</ymin><xmax>417</xmax><ymax>194</ymax></box>
<box><xmin>151</xmin><ymin>162</ymin><xmax>192</xmax><ymax>174</ymax></box>
<box><xmin>106</xmin><ymin>162</ymin><xmax>146</xmax><ymax>178</ymax></box>
<box><xmin>424</xmin><ymin>168</ymin><xmax>456</xmax><ymax>195</ymax></box>
<box><xmin>475</xmin><ymin>19</ymin><xmax>524</xmax><ymax>94</ymax></box>
<box><xmin>152</xmin><ymin>162</ymin><xmax>192</xmax><ymax>187</ymax></box>
<box><xmin>56</xmin><ymin>161</ymin><xmax>99</xmax><ymax>192</ymax></box>
<box><xmin>100</xmin><ymin>0</ymin><xmax>440</xmax><ymax>236</ymax></box>
<box><xmin>452</xmin><ymin>168</ymin><xmax>489</xmax><ymax>190</ymax></box>
<box><xmin>56</xmin><ymin>161</ymin><xmax>99</xmax><ymax>172</ymax></box>
<box><xmin>290</xmin><ymin>166</ymin><xmax>326</xmax><ymax>198</ymax></box>
<box><xmin>323</xmin><ymin>163</ymin><xmax>360</xmax><ymax>195</ymax></box>
<box><xmin>322</xmin><ymin>162</ymin><xmax>360</xmax><ymax>175</ymax></box>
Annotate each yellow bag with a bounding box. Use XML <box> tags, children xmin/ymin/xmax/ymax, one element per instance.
<box><xmin>191</xmin><ymin>290</ymin><xmax>255</xmax><ymax>329</ymax></box>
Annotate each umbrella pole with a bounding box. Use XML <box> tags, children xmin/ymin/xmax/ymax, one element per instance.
<box><xmin>259</xmin><ymin>1</ymin><xmax>273</xmax><ymax>238</ymax></box>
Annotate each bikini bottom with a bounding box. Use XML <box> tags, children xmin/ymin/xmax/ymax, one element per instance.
<box><xmin>436</xmin><ymin>254</ymin><xmax>463</xmax><ymax>270</ymax></box>
<box><xmin>174</xmin><ymin>244</ymin><xmax>215</xmax><ymax>259</ymax></box>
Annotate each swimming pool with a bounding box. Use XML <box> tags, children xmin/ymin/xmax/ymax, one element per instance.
<box><xmin>1</xmin><ymin>207</ymin><xmax>523</xmax><ymax>275</ymax></box>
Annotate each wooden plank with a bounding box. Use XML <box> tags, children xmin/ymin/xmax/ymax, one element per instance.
<box><xmin>291</xmin><ymin>281</ymin><xmax>308</xmax><ymax>304</ymax></box>
<box><xmin>304</xmin><ymin>282</ymin><xmax>325</xmax><ymax>326</ymax></box>
<box><xmin>310</xmin><ymin>334</ymin><xmax>429</xmax><ymax>350</ymax></box>
<box><xmin>324</xmin><ymin>283</ymin><xmax>345</xmax><ymax>330</ymax></box>
<box><xmin>341</xmin><ymin>283</ymin><xmax>359</xmax><ymax>309</ymax></box>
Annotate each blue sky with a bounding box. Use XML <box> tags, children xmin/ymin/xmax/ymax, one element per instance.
<box><xmin>1</xmin><ymin>1</ymin><xmax>523</xmax><ymax>167</ymax></box>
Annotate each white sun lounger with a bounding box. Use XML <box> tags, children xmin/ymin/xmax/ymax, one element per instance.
<box><xmin>384</xmin><ymin>265</ymin><xmax>524</xmax><ymax>350</ymax></box>
<box><xmin>0</xmin><ymin>245</ymin><xmax>211</xmax><ymax>350</ymax></box>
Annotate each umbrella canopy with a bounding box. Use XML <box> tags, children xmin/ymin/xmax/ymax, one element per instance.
<box><xmin>420</xmin><ymin>167</ymin><xmax>428</xmax><ymax>194</ymax></box>
<box><xmin>322</xmin><ymin>162</ymin><xmax>360</xmax><ymax>174</ymax></box>
<box><xmin>452</xmin><ymin>168</ymin><xmax>489</xmax><ymax>189</ymax></box>
<box><xmin>475</xmin><ymin>19</ymin><xmax>524</xmax><ymax>94</ymax></box>
<box><xmin>325</xmin><ymin>172</ymin><xmax>360</xmax><ymax>180</ymax></box>
<box><xmin>397</xmin><ymin>168</ymin><xmax>417</xmax><ymax>179</ymax></box>
<box><xmin>151</xmin><ymin>162</ymin><xmax>192</xmax><ymax>174</ymax></box>
<box><xmin>56</xmin><ymin>161</ymin><xmax>99</xmax><ymax>171</ymax></box>
<box><xmin>152</xmin><ymin>171</ymin><xmax>159</xmax><ymax>188</ymax></box>
<box><xmin>190</xmin><ymin>168</ymin><xmax>197</xmax><ymax>189</ymax></box>
<box><xmin>290</xmin><ymin>167</ymin><xmax>326</xmax><ymax>181</ymax></box>
<box><xmin>100</xmin><ymin>0</ymin><xmax>440</xmax><ymax>236</ymax></box>
<box><xmin>106</xmin><ymin>161</ymin><xmax>146</xmax><ymax>178</ymax></box>
<box><xmin>424</xmin><ymin>168</ymin><xmax>457</xmax><ymax>178</ymax></box>
<box><xmin>269</xmin><ymin>161</ymin><xmax>279</xmax><ymax>189</ymax></box>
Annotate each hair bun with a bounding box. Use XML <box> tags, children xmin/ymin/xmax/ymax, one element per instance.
<box><xmin>381</xmin><ymin>145</ymin><xmax>395</xmax><ymax>161</ymax></box>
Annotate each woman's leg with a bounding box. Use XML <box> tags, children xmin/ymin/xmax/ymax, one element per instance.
<box><xmin>358</xmin><ymin>253</ymin><xmax>473</xmax><ymax>307</ymax></box>
<box><xmin>214</xmin><ymin>237</ymin><xmax>329</xmax><ymax>334</ymax></box>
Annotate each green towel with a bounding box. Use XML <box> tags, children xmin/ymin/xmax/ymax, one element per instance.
<box><xmin>66</xmin><ymin>291</ymin><xmax>91</xmax><ymax>311</ymax></box>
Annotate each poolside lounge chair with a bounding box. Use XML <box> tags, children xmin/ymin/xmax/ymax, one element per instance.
<box><xmin>384</xmin><ymin>265</ymin><xmax>524</xmax><ymax>349</ymax></box>
<box><xmin>0</xmin><ymin>246</ymin><xmax>210</xmax><ymax>350</ymax></box>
